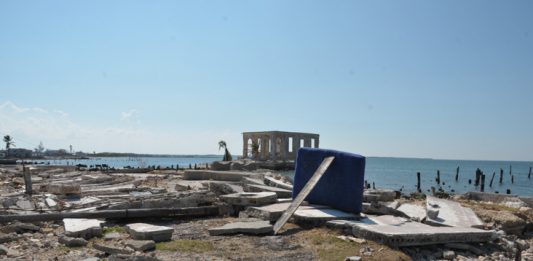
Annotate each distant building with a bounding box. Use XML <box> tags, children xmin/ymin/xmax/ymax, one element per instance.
<box><xmin>0</xmin><ymin>150</ymin><xmax>6</xmax><ymax>158</ymax></box>
<box><xmin>7</xmin><ymin>148</ymin><xmax>33</xmax><ymax>158</ymax></box>
<box><xmin>242</xmin><ymin>131</ymin><xmax>319</xmax><ymax>161</ymax></box>
<box><xmin>44</xmin><ymin>149</ymin><xmax>68</xmax><ymax>157</ymax></box>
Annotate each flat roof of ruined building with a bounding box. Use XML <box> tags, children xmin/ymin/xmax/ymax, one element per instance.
<box><xmin>242</xmin><ymin>131</ymin><xmax>319</xmax><ymax>136</ymax></box>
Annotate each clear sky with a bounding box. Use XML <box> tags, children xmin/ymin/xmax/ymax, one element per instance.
<box><xmin>1</xmin><ymin>1</ymin><xmax>532</xmax><ymax>161</ymax></box>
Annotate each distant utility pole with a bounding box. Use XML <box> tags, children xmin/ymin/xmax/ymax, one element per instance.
<box><xmin>70</xmin><ymin>145</ymin><xmax>73</xmax><ymax>154</ymax></box>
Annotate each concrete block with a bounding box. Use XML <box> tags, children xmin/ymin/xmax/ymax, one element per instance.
<box><xmin>350</xmin><ymin>215</ymin><xmax>494</xmax><ymax>247</ymax></box>
<box><xmin>59</xmin><ymin>236</ymin><xmax>88</xmax><ymax>247</ymax></box>
<box><xmin>208</xmin><ymin>220</ymin><xmax>273</xmax><ymax>236</ymax></box>
<box><xmin>126</xmin><ymin>223</ymin><xmax>173</xmax><ymax>242</ymax></box>
<box><xmin>244</xmin><ymin>184</ymin><xmax>292</xmax><ymax>198</ymax></box>
<box><xmin>125</xmin><ymin>240</ymin><xmax>156</xmax><ymax>251</ymax></box>
<box><xmin>362</xmin><ymin>201</ymin><xmax>401</xmax><ymax>215</ymax></box>
<box><xmin>220</xmin><ymin>192</ymin><xmax>277</xmax><ymax>206</ymax></box>
<box><xmin>293</xmin><ymin>148</ymin><xmax>365</xmax><ymax>214</ymax></box>
<box><xmin>396</xmin><ymin>203</ymin><xmax>426</xmax><ymax>221</ymax></box>
<box><xmin>63</xmin><ymin>218</ymin><xmax>103</xmax><ymax>239</ymax></box>
<box><xmin>94</xmin><ymin>242</ymin><xmax>134</xmax><ymax>255</ymax></box>
<box><xmin>425</xmin><ymin>196</ymin><xmax>484</xmax><ymax>228</ymax></box>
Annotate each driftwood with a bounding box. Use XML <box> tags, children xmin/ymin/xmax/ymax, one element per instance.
<box><xmin>0</xmin><ymin>206</ymin><xmax>219</xmax><ymax>223</ymax></box>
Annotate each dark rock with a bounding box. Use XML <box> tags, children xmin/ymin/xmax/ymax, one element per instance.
<box><xmin>125</xmin><ymin>240</ymin><xmax>156</xmax><ymax>252</ymax></box>
<box><xmin>59</xmin><ymin>236</ymin><xmax>88</xmax><ymax>247</ymax></box>
<box><xmin>93</xmin><ymin>242</ymin><xmax>134</xmax><ymax>255</ymax></box>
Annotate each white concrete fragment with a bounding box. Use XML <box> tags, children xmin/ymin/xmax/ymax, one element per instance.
<box><xmin>294</xmin><ymin>206</ymin><xmax>360</xmax><ymax>226</ymax></box>
<box><xmin>63</xmin><ymin>218</ymin><xmax>104</xmax><ymax>239</ymax></box>
<box><xmin>263</xmin><ymin>176</ymin><xmax>293</xmax><ymax>190</ymax></box>
<box><xmin>126</xmin><ymin>223</ymin><xmax>173</xmax><ymax>242</ymax></box>
<box><xmin>350</xmin><ymin>215</ymin><xmax>494</xmax><ymax>247</ymax></box>
<box><xmin>397</xmin><ymin>203</ymin><xmax>426</xmax><ymax>221</ymax></box>
<box><xmin>48</xmin><ymin>183</ymin><xmax>81</xmax><ymax>195</ymax></box>
<box><xmin>425</xmin><ymin>196</ymin><xmax>484</xmax><ymax>228</ymax></box>
<box><xmin>244</xmin><ymin>184</ymin><xmax>292</xmax><ymax>198</ymax></box>
<box><xmin>208</xmin><ymin>220</ymin><xmax>273</xmax><ymax>236</ymax></box>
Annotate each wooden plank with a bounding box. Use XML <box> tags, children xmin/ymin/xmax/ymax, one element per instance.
<box><xmin>273</xmin><ymin>156</ymin><xmax>335</xmax><ymax>234</ymax></box>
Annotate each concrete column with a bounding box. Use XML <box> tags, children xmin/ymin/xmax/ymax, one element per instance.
<box><xmin>292</xmin><ymin>135</ymin><xmax>300</xmax><ymax>160</ymax></box>
<box><xmin>280</xmin><ymin>135</ymin><xmax>288</xmax><ymax>161</ymax></box>
<box><xmin>261</xmin><ymin>136</ymin><xmax>268</xmax><ymax>160</ymax></box>
<box><xmin>243</xmin><ymin>135</ymin><xmax>248</xmax><ymax>159</ymax></box>
<box><xmin>304</xmin><ymin>138</ymin><xmax>311</xmax><ymax>148</ymax></box>
<box><xmin>315</xmin><ymin>136</ymin><xmax>320</xmax><ymax>148</ymax></box>
<box><xmin>270</xmin><ymin>134</ymin><xmax>277</xmax><ymax>161</ymax></box>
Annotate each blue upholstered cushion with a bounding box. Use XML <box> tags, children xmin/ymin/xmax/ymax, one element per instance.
<box><xmin>293</xmin><ymin>147</ymin><xmax>366</xmax><ymax>213</ymax></box>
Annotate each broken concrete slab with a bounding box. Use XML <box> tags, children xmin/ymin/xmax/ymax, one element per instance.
<box><xmin>63</xmin><ymin>218</ymin><xmax>104</xmax><ymax>239</ymax></box>
<box><xmin>48</xmin><ymin>183</ymin><xmax>81</xmax><ymax>195</ymax></box>
<box><xmin>220</xmin><ymin>192</ymin><xmax>277</xmax><ymax>206</ymax></box>
<box><xmin>15</xmin><ymin>199</ymin><xmax>35</xmax><ymax>210</ymax></box>
<box><xmin>240</xmin><ymin>202</ymin><xmax>292</xmax><ymax>221</ymax></box>
<box><xmin>263</xmin><ymin>176</ymin><xmax>293</xmax><ymax>191</ymax></box>
<box><xmin>362</xmin><ymin>201</ymin><xmax>401</xmax><ymax>215</ymax></box>
<box><xmin>363</xmin><ymin>189</ymin><xmax>396</xmax><ymax>202</ymax></box>
<box><xmin>208</xmin><ymin>220</ymin><xmax>273</xmax><ymax>236</ymax></box>
<box><xmin>396</xmin><ymin>203</ymin><xmax>426</xmax><ymax>221</ymax></box>
<box><xmin>126</xmin><ymin>223</ymin><xmax>173</xmax><ymax>242</ymax></box>
<box><xmin>294</xmin><ymin>206</ymin><xmax>360</xmax><ymax>226</ymax></box>
<box><xmin>350</xmin><ymin>215</ymin><xmax>494</xmax><ymax>247</ymax></box>
<box><xmin>425</xmin><ymin>196</ymin><xmax>484</xmax><ymax>228</ymax></box>
<box><xmin>125</xmin><ymin>240</ymin><xmax>156</xmax><ymax>251</ymax></box>
<box><xmin>183</xmin><ymin>170</ymin><xmax>260</xmax><ymax>182</ymax></box>
<box><xmin>94</xmin><ymin>242</ymin><xmax>134</xmax><ymax>255</ymax></box>
<box><xmin>243</xmin><ymin>184</ymin><xmax>292</xmax><ymax>198</ymax></box>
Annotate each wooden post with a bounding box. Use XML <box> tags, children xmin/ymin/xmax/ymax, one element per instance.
<box><xmin>480</xmin><ymin>173</ymin><xmax>485</xmax><ymax>192</ymax></box>
<box><xmin>499</xmin><ymin>168</ymin><xmax>503</xmax><ymax>184</ymax></box>
<box><xmin>475</xmin><ymin>169</ymin><xmax>480</xmax><ymax>186</ymax></box>
<box><xmin>506</xmin><ymin>189</ymin><xmax>511</xmax><ymax>195</ymax></box>
<box><xmin>372</xmin><ymin>182</ymin><xmax>375</xmax><ymax>190</ymax></box>
<box><xmin>23</xmin><ymin>165</ymin><xmax>32</xmax><ymax>195</ymax></box>
<box><xmin>273</xmin><ymin>156</ymin><xmax>334</xmax><ymax>234</ymax></box>
<box><xmin>489</xmin><ymin>172</ymin><xmax>495</xmax><ymax>188</ymax></box>
<box><xmin>455</xmin><ymin>166</ymin><xmax>459</xmax><ymax>181</ymax></box>
<box><xmin>436</xmin><ymin>170</ymin><xmax>441</xmax><ymax>185</ymax></box>
<box><xmin>512</xmin><ymin>175</ymin><xmax>514</xmax><ymax>184</ymax></box>
<box><xmin>417</xmin><ymin>172</ymin><xmax>421</xmax><ymax>193</ymax></box>
<box><xmin>529</xmin><ymin>167</ymin><xmax>531</xmax><ymax>179</ymax></box>
<box><xmin>509</xmin><ymin>165</ymin><xmax>512</xmax><ymax>177</ymax></box>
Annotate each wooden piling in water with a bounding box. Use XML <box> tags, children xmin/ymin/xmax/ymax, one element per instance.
<box><xmin>507</xmin><ymin>189</ymin><xmax>511</xmax><ymax>195</ymax></box>
<box><xmin>509</xmin><ymin>165</ymin><xmax>512</xmax><ymax>177</ymax></box>
<box><xmin>512</xmin><ymin>175</ymin><xmax>514</xmax><ymax>184</ymax></box>
<box><xmin>436</xmin><ymin>170</ymin><xmax>441</xmax><ymax>185</ymax></box>
<box><xmin>455</xmin><ymin>166</ymin><xmax>459</xmax><ymax>181</ymax></box>
<box><xmin>499</xmin><ymin>168</ymin><xmax>503</xmax><ymax>184</ymax></box>
<box><xmin>417</xmin><ymin>172</ymin><xmax>421</xmax><ymax>193</ymax></box>
<box><xmin>475</xmin><ymin>168</ymin><xmax>481</xmax><ymax>186</ymax></box>
<box><xmin>489</xmin><ymin>172</ymin><xmax>495</xmax><ymax>188</ymax></box>
<box><xmin>529</xmin><ymin>167</ymin><xmax>531</xmax><ymax>179</ymax></box>
<box><xmin>480</xmin><ymin>173</ymin><xmax>485</xmax><ymax>192</ymax></box>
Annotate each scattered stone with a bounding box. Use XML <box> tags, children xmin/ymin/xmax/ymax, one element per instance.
<box><xmin>0</xmin><ymin>244</ymin><xmax>7</xmax><ymax>255</ymax></box>
<box><xmin>59</xmin><ymin>236</ymin><xmax>88</xmax><ymax>247</ymax></box>
<box><xmin>108</xmin><ymin>254</ymin><xmax>161</xmax><ymax>261</ymax></box>
<box><xmin>104</xmin><ymin>232</ymin><xmax>122</xmax><ymax>240</ymax></box>
<box><xmin>126</xmin><ymin>223</ymin><xmax>173</xmax><ymax>242</ymax></box>
<box><xmin>0</xmin><ymin>233</ymin><xmax>17</xmax><ymax>243</ymax></box>
<box><xmin>45</xmin><ymin>197</ymin><xmax>58</xmax><ymax>208</ymax></box>
<box><xmin>79</xmin><ymin>258</ymin><xmax>99</xmax><ymax>261</ymax></box>
<box><xmin>396</xmin><ymin>203</ymin><xmax>426</xmax><ymax>221</ymax></box>
<box><xmin>63</xmin><ymin>218</ymin><xmax>104</xmax><ymax>239</ymax></box>
<box><xmin>204</xmin><ymin>181</ymin><xmax>238</xmax><ymax>196</ymax></box>
<box><xmin>444</xmin><ymin>243</ymin><xmax>484</xmax><ymax>256</ymax></box>
<box><xmin>344</xmin><ymin>256</ymin><xmax>362</xmax><ymax>261</ymax></box>
<box><xmin>259</xmin><ymin>236</ymin><xmax>300</xmax><ymax>251</ymax></box>
<box><xmin>93</xmin><ymin>242</ymin><xmax>134</xmax><ymax>255</ymax></box>
<box><xmin>517</xmin><ymin>239</ymin><xmax>529</xmax><ymax>251</ymax></box>
<box><xmin>351</xmin><ymin>215</ymin><xmax>494</xmax><ymax>247</ymax></box>
<box><xmin>425</xmin><ymin>196</ymin><xmax>484</xmax><ymax>228</ymax></box>
<box><xmin>475</xmin><ymin>209</ymin><xmax>526</xmax><ymax>235</ymax></box>
<box><xmin>208</xmin><ymin>220</ymin><xmax>273</xmax><ymax>236</ymax></box>
<box><xmin>48</xmin><ymin>183</ymin><xmax>81</xmax><ymax>195</ymax></box>
<box><xmin>362</xmin><ymin>201</ymin><xmax>401</xmax><ymax>215</ymax></box>
<box><xmin>442</xmin><ymin>250</ymin><xmax>456</xmax><ymax>260</ymax></box>
<box><xmin>125</xmin><ymin>240</ymin><xmax>156</xmax><ymax>252</ymax></box>
<box><xmin>220</xmin><ymin>192</ymin><xmax>277</xmax><ymax>206</ymax></box>
<box><xmin>15</xmin><ymin>199</ymin><xmax>35</xmax><ymax>210</ymax></box>
<box><xmin>244</xmin><ymin>184</ymin><xmax>292</xmax><ymax>198</ymax></box>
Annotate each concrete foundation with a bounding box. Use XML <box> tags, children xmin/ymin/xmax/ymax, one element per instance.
<box><xmin>208</xmin><ymin>220</ymin><xmax>273</xmax><ymax>236</ymax></box>
<box><xmin>243</xmin><ymin>184</ymin><xmax>292</xmax><ymax>198</ymax></box>
<box><xmin>220</xmin><ymin>192</ymin><xmax>278</xmax><ymax>206</ymax></box>
<box><xmin>425</xmin><ymin>196</ymin><xmax>484</xmax><ymax>228</ymax></box>
<box><xmin>182</xmin><ymin>170</ymin><xmax>261</xmax><ymax>182</ymax></box>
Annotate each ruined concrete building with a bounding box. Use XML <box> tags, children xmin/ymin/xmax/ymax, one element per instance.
<box><xmin>242</xmin><ymin>131</ymin><xmax>319</xmax><ymax>161</ymax></box>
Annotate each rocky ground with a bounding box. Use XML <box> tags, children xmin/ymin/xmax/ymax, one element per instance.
<box><xmin>0</xmin><ymin>165</ymin><xmax>532</xmax><ymax>261</ymax></box>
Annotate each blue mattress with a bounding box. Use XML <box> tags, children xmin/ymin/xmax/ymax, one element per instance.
<box><xmin>293</xmin><ymin>147</ymin><xmax>366</xmax><ymax>213</ymax></box>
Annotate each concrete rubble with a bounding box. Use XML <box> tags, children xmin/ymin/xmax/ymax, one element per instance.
<box><xmin>0</xmin><ymin>164</ymin><xmax>532</xmax><ymax>260</ymax></box>
<box><xmin>126</xmin><ymin>223</ymin><xmax>173</xmax><ymax>242</ymax></box>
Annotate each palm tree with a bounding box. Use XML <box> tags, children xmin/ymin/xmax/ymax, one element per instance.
<box><xmin>3</xmin><ymin>135</ymin><xmax>15</xmax><ymax>158</ymax></box>
<box><xmin>218</xmin><ymin>140</ymin><xmax>233</xmax><ymax>161</ymax></box>
<box><xmin>251</xmin><ymin>141</ymin><xmax>259</xmax><ymax>159</ymax></box>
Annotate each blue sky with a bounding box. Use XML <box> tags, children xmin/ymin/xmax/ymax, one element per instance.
<box><xmin>1</xmin><ymin>1</ymin><xmax>532</xmax><ymax>161</ymax></box>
